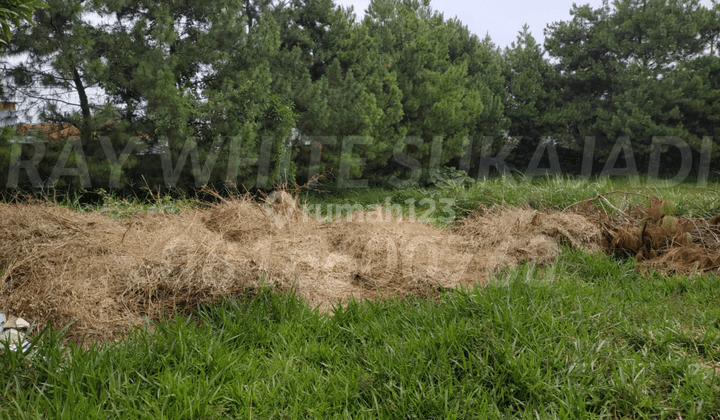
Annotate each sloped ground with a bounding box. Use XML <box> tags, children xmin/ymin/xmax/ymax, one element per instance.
<box><xmin>2</xmin><ymin>192</ymin><xmax>716</xmax><ymax>342</ymax></box>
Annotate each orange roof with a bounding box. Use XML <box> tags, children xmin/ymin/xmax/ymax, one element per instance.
<box><xmin>15</xmin><ymin>123</ymin><xmax>81</xmax><ymax>141</ymax></box>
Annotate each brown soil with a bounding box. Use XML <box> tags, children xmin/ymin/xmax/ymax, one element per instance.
<box><xmin>1</xmin><ymin>193</ymin><xmax>715</xmax><ymax>342</ymax></box>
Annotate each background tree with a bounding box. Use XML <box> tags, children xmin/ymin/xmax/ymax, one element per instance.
<box><xmin>282</xmin><ymin>0</ymin><xmax>406</xmax><ymax>185</ymax></box>
<box><xmin>446</xmin><ymin>20</ymin><xmax>508</xmax><ymax>175</ymax></box>
<box><xmin>361</xmin><ymin>0</ymin><xmax>507</xmax><ymax>183</ymax></box>
<box><xmin>4</xmin><ymin>0</ymin><xmax>719</xmax><ymax>192</ymax></box>
<box><xmin>503</xmin><ymin>24</ymin><xmax>561</xmax><ymax>166</ymax></box>
<box><xmin>0</xmin><ymin>0</ymin><xmax>47</xmax><ymax>44</ymax></box>
<box><xmin>0</xmin><ymin>0</ymin><xmax>128</xmax><ymax>191</ymax></box>
<box><xmin>2</xmin><ymin>0</ymin><xmax>103</xmax><ymax>140</ymax></box>
<box><xmin>545</xmin><ymin>0</ymin><xmax>720</xmax><ymax>170</ymax></box>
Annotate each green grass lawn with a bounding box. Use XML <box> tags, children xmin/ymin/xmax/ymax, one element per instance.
<box><xmin>2</xmin><ymin>248</ymin><xmax>719</xmax><ymax>419</ymax></box>
<box><xmin>9</xmin><ymin>175</ymin><xmax>718</xmax><ymax>221</ymax></box>
<box><xmin>301</xmin><ymin>175</ymin><xmax>720</xmax><ymax>224</ymax></box>
<box><xmin>2</xmin><ymin>177</ymin><xmax>720</xmax><ymax>419</ymax></box>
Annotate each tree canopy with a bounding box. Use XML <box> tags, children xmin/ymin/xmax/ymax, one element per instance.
<box><xmin>1</xmin><ymin>0</ymin><xmax>718</xmax><ymax>192</ymax></box>
<box><xmin>544</xmin><ymin>0</ymin><xmax>720</xmax><ymax>159</ymax></box>
<box><xmin>0</xmin><ymin>0</ymin><xmax>46</xmax><ymax>43</ymax></box>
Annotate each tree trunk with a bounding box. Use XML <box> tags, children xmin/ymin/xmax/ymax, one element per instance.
<box><xmin>73</xmin><ymin>67</ymin><xmax>92</xmax><ymax>143</ymax></box>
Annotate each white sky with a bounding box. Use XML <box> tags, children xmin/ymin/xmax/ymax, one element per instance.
<box><xmin>334</xmin><ymin>0</ymin><xmax>714</xmax><ymax>50</ymax></box>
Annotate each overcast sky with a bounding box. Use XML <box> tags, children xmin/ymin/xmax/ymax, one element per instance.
<box><xmin>334</xmin><ymin>0</ymin><xmax>607</xmax><ymax>49</ymax></box>
<box><xmin>335</xmin><ymin>0</ymin><xmax>675</xmax><ymax>50</ymax></box>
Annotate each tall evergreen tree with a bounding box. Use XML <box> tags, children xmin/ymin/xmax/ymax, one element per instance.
<box><xmin>444</xmin><ymin>18</ymin><xmax>508</xmax><ymax>176</ymax></box>
<box><xmin>545</xmin><ymin>0</ymin><xmax>720</xmax><ymax>166</ymax></box>
<box><xmin>503</xmin><ymin>24</ymin><xmax>561</xmax><ymax>165</ymax></box>
<box><xmin>2</xmin><ymin>0</ymin><xmax>103</xmax><ymax>141</ymax></box>
<box><xmin>363</xmin><ymin>0</ymin><xmax>506</xmax><ymax>183</ymax></box>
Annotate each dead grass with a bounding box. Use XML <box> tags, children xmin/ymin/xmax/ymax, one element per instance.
<box><xmin>575</xmin><ymin>196</ymin><xmax>720</xmax><ymax>275</ymax></box>
<box><xmin>0</xmin><ymin>190</ymin><xmax>654</xmax><ymax>343</ymax></box>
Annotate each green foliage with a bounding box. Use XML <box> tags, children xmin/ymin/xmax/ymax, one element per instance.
<box><xmin>544</xmin><ymin>0</ymin><xmax>720</xmax><ymax>159</ymax></box>
<box><xmin>2</xmin><ymin>0</ymin><xmax>720</xmax><ymax>192</ymax></box>
<box><xmin>300</xmin><ymin>175</ymin><xmax>720</xmax><ymax>220</ymax></box>
<box><xmin>4</xmin><ymin>0</ymin><xmax>100</xmax><ymax>136</ymax></box>
<box><xmin>426</xmin><ymin>166</ymin><xmax>475</xmax><ymax>188</ymax></box>
<box><xmin>2</xmin><ymin>248</ymin><xmax>720</xmax><ymax>418</ymax></box>
<box><xmin>0</xmin><ymin>0</ymin><xmax>46</xmax><ymax>43</ymax></box>
<box><xmin>503</xmin><ymin>24</ymin><xmax>562</xmax><ymax>164</ymax></box>
<box><xmin>362</xmin><ymin>0</ymin><xmax>507</xmax><ymax>182</ymax></box>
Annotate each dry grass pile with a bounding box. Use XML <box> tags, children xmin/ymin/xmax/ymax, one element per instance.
<box><xmin>0</xmin><ymin>203</ymin><xmax>262</xmax><ymax>341</ymax></box>
<box><xmin>1</xmin><ymin>194</ymin><xmax>604</xmax><ymax>342</ymax></box>
<box><xmin>452</xmin><ymin>206</ymin><xmax>605</xmax><ymax>277</ymax></box>
<box><xmin>584</xmin><ymin>197</ymin><xmax>720</xmax><ymax>274</ymax></box>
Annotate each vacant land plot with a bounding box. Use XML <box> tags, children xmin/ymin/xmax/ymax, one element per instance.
<box><xmin>1</xmin><ymin>178</ymin><xmax>719</xmax><ymax>418</ymax></box>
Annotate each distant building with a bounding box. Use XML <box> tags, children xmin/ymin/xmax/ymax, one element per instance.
<box><xmin>1</xmin><ymin>102</ymin><xmax>82</xmax><ymax>142</ymax></box>
<box><xmin>15</xmin><ymin>123</ymin><xmax>81</xmax><ymax>142</ymax></box>
<box><xmin>0</xmin><ymin>102</ymin><xmax>18</xmax><ymax>127</ymax></box>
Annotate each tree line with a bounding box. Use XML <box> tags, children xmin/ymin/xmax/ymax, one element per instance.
<box><xmin>0</xmin><ymin>0</ymin><xmax>718</xmax><ymax>193</ymax></box>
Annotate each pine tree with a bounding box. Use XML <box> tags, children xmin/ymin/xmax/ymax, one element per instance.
<box><xmin>545</xmin><ymin>0</ymin><xmax>720</xmax><ymax>169</ymax></box>
<box><xmin>503</xmin><ymin>24</ymin><xmax>561</xmax><ymax>166</ymax></box>
<box><xmin>0</xmin><ymin>0</ymin><xmax>46</xmax><ymax>44</ymax></box>
<box><xmin>3</xmin><ymin>0</ymin><xmax>102</xmax><ymax>141</ymax></box>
